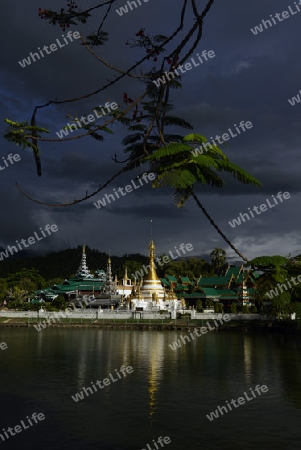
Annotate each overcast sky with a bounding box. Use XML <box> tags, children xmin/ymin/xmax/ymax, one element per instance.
<box><xmin>1</xmin><ymin>0</ymin><xmax>301</xmax><ymax>263</ymax></box>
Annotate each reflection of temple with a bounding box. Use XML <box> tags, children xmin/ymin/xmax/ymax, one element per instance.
<box><xmin>243</xmin><ymin>336</ymin><xmax>252</xmax><ymax>383</ymax></box>
<box><xmin>147</xmin><ymin>334</ymin><xmax>164</xmax><ymax>422</ymax></box>
<box><xmin>130</xmin><ymin>239</ymin><xmax>180</xmax><ymax>311</ymax></box>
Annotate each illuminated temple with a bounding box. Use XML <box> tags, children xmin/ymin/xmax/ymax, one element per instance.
<box><xmin>129</xmin><ymin>238</ymin><xmax>180</xmax><ymax>311</ymax></box>
<box><xmin>35</xmin><ymin>239</ymin><xmax>259</xmax><ymax>310</ymax></box>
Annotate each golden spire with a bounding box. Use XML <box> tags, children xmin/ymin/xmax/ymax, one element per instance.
<box><xmin>82</xmin><ymin>245</ymin><xmax>86</xmax><ymax>254</ymax></box>
<box><xmin>146</xmin><ymin>229</ymin><xmax>160</xmax><ymax>281</ymax></box>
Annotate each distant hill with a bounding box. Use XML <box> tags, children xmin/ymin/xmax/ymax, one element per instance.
<box><xmin>0</xmin><ymin>246</ymin><xmax>149</xmax><ymax>281</ymax></box>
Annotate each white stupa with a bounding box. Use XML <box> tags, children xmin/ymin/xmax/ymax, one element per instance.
<box><xmin>131</xmin><ymin>238</ymin><xmax>179</xmax><ymax>311</ymax></box>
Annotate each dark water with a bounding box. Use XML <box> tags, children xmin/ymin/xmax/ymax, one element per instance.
<box><xmin>0</xmin><ymin>328</ymin><xmax>301</xmax><ymax>450</ymax></box>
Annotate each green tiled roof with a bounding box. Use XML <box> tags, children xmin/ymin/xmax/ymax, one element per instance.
<box><xmin>199</xmin><ymin>287</ymin><xmax>220</xmax><ymax>297</ymax></box>
<box><xmin>52</xmin><ymin>285</ymin><xmax>78</xmax><ymax>292</ymax></box>
<box><xmin>236</xmin><ymin>272</ymin><xmax>257</xmax><ymax>285</ymax></box>
<box><xmin>225</xmin><ymin>267</ymin><xmax>241</xmax><ymax>277</ymax></box>
<box><xmin>166</xmin><ymin>275</ymin><xmax>177</xmax><ymax>282</ymax></box>
<box><xmin>180</xmin><ymin>277</ymin><xmax>191</xmax><ymax>283</ymax></box>
<box><xmin>236</xmin><ymin>274</ymin><xmax>245</xmax><ymax>283</ymax></box>
<box><xmin>214</xmin><ymin>289</ymin><xmax>238</xmax><ymax>299</ymax></box>
<box><xmin>198</xmin><ymin>276</ymin><xmax>231</xmax><ymax>286</ymax></box>
<box><xmin>182</xmin><ymin>293</ymin><xmax>207</xmax><ymax>298</ymax></box>
<box><xmin>37</xmin><ymin>277</ymin><xmax>105</xmax><ymax>297</ymax></box>
<box><xmin>174</xmin><ymin>285</ymin><xmax>189</xmax><ymax>292</ymax></box>
<box><xmin>40</xmin><ymin>287</ymin><xmax>77</xmax><ymax>295</ymax></box>
<box><xmin>66</xmin><ymin>278</ymin><xmax>105</xmax><ymax>287</ymax></box>
<box><xmin>78</xmin><ymin>286</ymin><xmax>103</xmax><ymax>291</ymax></box>
<box><xmin>160</xmin><ymin>278</ymin><xmax>170</xmax><ymax>286</ymax></box>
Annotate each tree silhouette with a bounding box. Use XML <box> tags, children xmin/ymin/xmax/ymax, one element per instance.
<box><xmin>210</xmin><ymin>248</ymin><xmax>227</xmax><ymax>275</ymax></box>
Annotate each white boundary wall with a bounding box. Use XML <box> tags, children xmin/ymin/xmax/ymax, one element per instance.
<box><xmin>0</xmin><ymin>310</ymin><xmax>268</xmax><ymax>320</ymax></box>
<box><xmin>194</xmin><ymin>313</ymin><xmax>267</xmax><ymax>321</ymax></box>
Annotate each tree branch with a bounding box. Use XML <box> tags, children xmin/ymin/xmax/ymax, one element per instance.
<box><xmin>191</xmin><ymin>191</ymin><xmax>249</xmax><ymax>262</ymax></box>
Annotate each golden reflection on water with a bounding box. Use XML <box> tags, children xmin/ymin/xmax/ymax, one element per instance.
<box><xmin>243</xmin><ymin>335</ymin><xmax>252</xmax><ymax>383</ymax></box>
<box><xmin>77</xmin><ymin>335</ymin><xmax>88</xmax><ymax>389</ymax></box>
<box><xmin>147</xmin><ymin>333</ymin><xmax>165</xmax><ymax>422</ymax></box>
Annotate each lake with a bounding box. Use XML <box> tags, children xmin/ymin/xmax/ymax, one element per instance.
<box><xmin>0</xmin><ymin>328</ymin><xmax>300</xmax><ymax>449</ymax></box>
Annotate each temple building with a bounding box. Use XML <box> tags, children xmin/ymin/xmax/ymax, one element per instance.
<box><xmin>129</xmin><ymin>239</ymin><xmax>180</xmax><ymax>311</ymax></box>
<box><xmin>35</xmin><ymin>241</ymin><xmax>259</xmax><ymax>311</ymax></box>
<box><xmin>75</xmin><ymin>245</ymin><xmax>93</xmax><ymax>279</ymax></box>
<box><xmin>116</xmin><ymin>267</ymin><xmax>134</xmax><ymax>299</ymax></box>
<box><xmin>35</xmin><ymin>246</ymin><xmax>108</xmax><ymax>302</ymax></box>
<box><xmin>178</xmin><ymin>265</ymin><xmax>258</xmax><ymax>308</ymax></box>
<box><xmin>88</xmin><ymin>256</ymin><xmax>121</xmax><ymax>307</ymax></box>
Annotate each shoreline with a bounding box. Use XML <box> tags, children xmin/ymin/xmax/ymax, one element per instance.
<box><xmin>0</xmin><ymin>320</ymin><xmax>300</xmax><ymax>334</ymax></box>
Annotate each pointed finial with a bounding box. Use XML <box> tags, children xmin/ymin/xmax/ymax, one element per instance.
<box><xmin>150</xmin><ymin>218</ymin><xmax>153</xmax><ymax>240</ymax></box>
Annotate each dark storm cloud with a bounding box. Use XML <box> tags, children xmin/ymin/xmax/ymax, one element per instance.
<box><xmin>101</xmin><ymin>202</ymin><xmax>191</xmax><ymax>220</ymax></box>
<box><xmin>0</xmin><ymin>0</ymin><xmax>300</xmax><ymax>260</ymax></box>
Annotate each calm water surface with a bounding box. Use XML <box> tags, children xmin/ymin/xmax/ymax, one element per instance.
<box><xmin>0</xmin><ymin>329</ymin><xmax>301</xmax><ymax>450</ymax></box>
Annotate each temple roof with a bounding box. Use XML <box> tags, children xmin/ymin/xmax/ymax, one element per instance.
<box><xmin>213</xmin><ymin>289</ymin><xmax>238</xmax><ymax>299</ymax></box>
<box><xmin>166</xmin><ymin>275</ymin><xmax>177</xmax><ymax>283</ymax></box>
<box><xmin>225</xmin><ymin>267</ymin><xmax>242</xmax><ymax>277</ymax></box>
<box><xmin>180</xmin><ymin>276</ymin><xmax>191</xmax><ymax>284</ymax></box>
<box><xmin>199</xmin><ymin>287</ymin><xmax>220</xmax><ymax>297</ymax></box>
<box><xmin>198</xmin><ymin>276</ymin><xmax>232</xmax><ymax>286</ymax></box>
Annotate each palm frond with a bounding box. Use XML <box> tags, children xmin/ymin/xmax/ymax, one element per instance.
<box><xmin>153</xmin><ymin>169</ymin><xmax>197</xmax><ymax>189</ymax></box>
<box><xmin>183</xmin><ymin>133</ymin><xmax>208</xmax><ymax>143</ymax></box>
<box><xmin>146</xmin><ymin>142</ymin><xmax>192</xmax><ymax>159</ymax></box>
